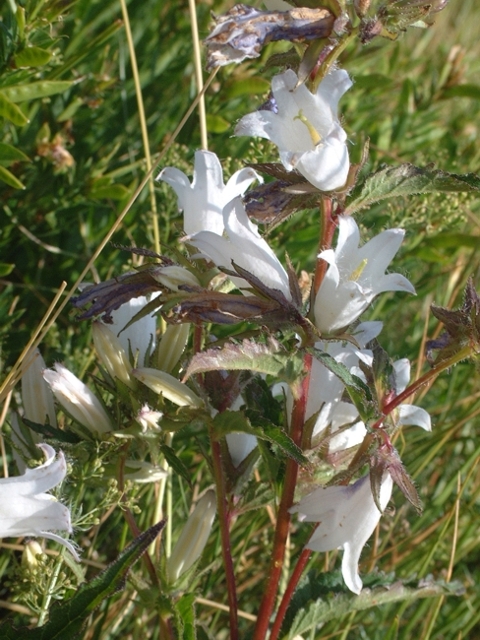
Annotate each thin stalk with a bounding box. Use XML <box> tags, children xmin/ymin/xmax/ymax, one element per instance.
<box><xmin>37</xmin><ymin>547</ymin><xmax>65</xmax><ymax>626</ymax></box>
<box><xmin>210</xmin><ymin>435</ymin><xmax>239</xmax><ymax>640</ymax></box>
<box><xmin>188</xmin><ymin>0</ymin><xmax>208</xmax><ymax>150</ymax></box>
<box><xmin>119</xmin><ymin>0</ymin><xmax>160</xmax><ymax>254</ymax></box>
<box><xmin>313</xmin><ymin>196</ymin><xmax>336</xmax><ymax>296</ymax></box>
<box><xmin>269</xmin><ymin>548</ymin><xmax>312</xmax><ymax>640</ymax></box>
<box><xmin>253</xmin><ymin>354</ymin><xmax>312</xmax><ymax>640</ymax></box>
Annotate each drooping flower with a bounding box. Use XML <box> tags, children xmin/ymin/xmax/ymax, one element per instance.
<box><xmin>314</xmin><ymin>215</ymin><xmax>415</xmax><ymax>333</ymax></box>
<box><xmin>188</xmin><ymin>197</ymin><xmax>292</xmax><ymax>300</ymax></box>
<box><xmin>235</xmin><ymin>68</ymin><xmax>352</xmax><ymax>191</ymax></box>
<box><xmin>391</xmin><ymin>358</ymin><xmax>431</xmax><ymax>431</ymax></box>
<box><xmin>43</xmin><ymin>363</ymin><xmax>112</xmax><ymax>436</ymax></box>
<box><xmin>157</xmin><ymin>150</ymin><xmax>260</xmax><ymax>236</ymax></box>
<box><xmin>290</xmin><ymin>472</ymin><xmax>393</xmax><ymax>593</ymax></box>
<box><xmin>0</xmin><ymin>443</ymin><xmax>78</xmax><ymax>560</ymax></box>
<box><xmin>166</xmin><ymin>490</ymin><xmax>216</xmax><ymax>583</ymax></box>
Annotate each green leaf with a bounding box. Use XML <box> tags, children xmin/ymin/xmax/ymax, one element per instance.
<box><xmin>0</xmin><ymin>164</ymin><xmax>25</xmax><ymax>189</ymax></box>
<box><xmin>0</xmin><ymin>520</ymin><xmax>166</xmax><ymax>640</ymax></box>
<box><xmin>206</xmin><ymin>113</ymin><xmax>230</xmax><ymax>134</ymax></box>
<box><xmin>160</xmin><ymin>444</ymin><xmax>191</xmax><ymax>486</ymax></box>
<box><xmin>176</xmin><ymin>594</ymin><xmax>196</xmax><ymax>640</ymax></box>
<box><xmin>185</xmin><ymin>338</ymin><xmax>304</xmax><ymax>384</ymax></box>
<box><xmin>346</xmin><ymin>163</ymin><xmax>480</xmax><ymax>215</ymax></box>
<box><xmin>22</xmin><ymin>418</ymin><xmax>82</xmax><ymax>444</ymax></box>
<box><xmin>89</xmin><ymin>183</ymin><xmax>131</xmax><ymax>200</ymax></box>
<box><xmin>0</xmin><ymin>263</ymin><xmax>14</xmax><ymax>276</ymax></box>
<box><xmin>285</xmin><ymin>579</ymin><xmax>464</xmax><ymax>638</ymax></box>
<box><xmin>1</xmin><ymin>81</ymin><xmax>72</xmax><ymax>103</ymax></box>
<box><xmin>224</xmin><ymin>77</ymin><xmax>270</xmax><ymax>99</ymax></box>
<box><xmin>0</xmin><ymin>142</ymin><xmax>30</xmax><ymax>165</ymax></box>
<box><xmin>0</xmin><ymin>92</ymin><xmax>29</xmax><ymax>125</ymax></box>
<box><xmin>441</xmin><ymin>84</ymin><xmax>480</xmax><ymax>99</ymax></box>
<box><xmin>14</xmin><ymin>46</ymin><xmax>52</xmax><ymax>67</ymax></box>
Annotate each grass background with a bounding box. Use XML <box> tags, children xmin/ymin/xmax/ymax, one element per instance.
<box><xmin>0</xmin><ymin>0</ymin><xmax>479</xmax><ymax>638</ymax></box>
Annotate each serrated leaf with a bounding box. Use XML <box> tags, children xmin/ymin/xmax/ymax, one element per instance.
<box><xmin>14</xmin><ymin>46</ymin><xmax>52</xmax><ymax>67</ymax></box>
<box><xmin>1</xmin><ymin>81</ymin><xmax>72</xmax><ymax>103</ymax></box>
<box><xmin>0</xmin><ymin>142</ymin><xmax>30</xmax><ymax>165</ymax></box>
<box><xmin>160</xmin><ymin>444</ymin><xmax>191</xmax><ymax>486</ymax></box>
<box><xmin>176</xmin><ymin>594</ymin><xmax>196</xmax><ymax>640</ymax></box>
<box><xmin>0</xmin><ymin>164</ymin><xmax>25</xmax><ymax>189</ymax></box>
<box><xmin>0</xmin><ymin>520</ymin><xmax>166</xmax><ymax>640</ymax></box>
<box><xmin>346</xmin><ymin>163</ymin><xmax>480</xmax><ymax>215</ymax></box>
<box><xmin>286</xmin><ymin>579</ymin><xmax>464</xmax><ymax>638</ymax></box>
<box><xmin>0</xmin><ymin>92</ymin><xmax>29</xmax><ymax>125</ymax></box>
<box><xmin>185</xmin><ymin>338</ymin><xmax>304</xmax><ymax>383</ymax></box>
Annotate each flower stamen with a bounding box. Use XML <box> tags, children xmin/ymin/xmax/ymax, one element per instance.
<box><xmin>294</xmin><ymin>110</ymin><xmax>322</xmax><ymax>146</ymax></box>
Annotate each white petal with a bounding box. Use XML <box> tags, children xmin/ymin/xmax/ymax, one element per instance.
<box><xmin>296</xmin><ymin>138</ymin><xmax>350</xmax><ymax>191</ymax></box>
<box><xmin>397</xmin><ymin>404</ymin><xmax>432</xmax><ymax>431</ymax></box>
<box><xmin>226</xmin><ymin>433</ymin><xmax>258</xmax><ymax>467</ymax></box>
<box><xmin>393</xmin><ymin>358</ymin><xmax>410</xmax><ymax>394</ymax></box>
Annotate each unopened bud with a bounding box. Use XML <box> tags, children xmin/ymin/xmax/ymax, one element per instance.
<box><xmin>156</xmin><ymin>323</ymin><xmax>190</xmax><ymax>373</ymax></box>
<box><xmin>21</xmin><ymin>349</ymin><xmax>57</xmax><ymax>428</ymax></box>
<box><xmin>151</xmin><ymin>266</ymin><xmax>200</xmax><ymax>291</ymax></box>
<box><xmin>43</xmin><ymin>363</ymin><xmax>113</xmax><ymax>436</ymax></box>
<box><xmin>166</xmin><ymin>490</ymin><xmax>216</xmax><ymax>582</ymax></box>
<box><xmin>132</xmin><ymin>367</ymin><xmax>203</xmax><ymax>408</ymax></box>
<box><xmin>92</xmin><ymin>322</ymin><xmax>133</xmax><ymax>387</ymax></box>
<box><xmin>22</xmin><ymin>540</ymin><xmax>44</xmax><ymax>570</ymax></box>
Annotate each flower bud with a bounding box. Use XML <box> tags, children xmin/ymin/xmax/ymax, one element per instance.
<box><xmin>132</xmin><ymin>367</ymin><xmax>203</xmax><ymax>408</ymax></box>
<box><xmin>156</xmin><ymin>323</ymin><xmax>190</xmax><ymax>373</ymax></box>
<box><xmin>166</xmin><ymin>490</ymin><xmax>216</xmax><ymax>582</ymax></box>
<box><xmin>21</xmin><ymin>349</ymin><xmax>57</xmax><ymax>428</ymax></box>
<box><xmin>43</xmin><ymin>364</ymin><xmax>112</xmax><ymax>436</ymax></box>
<box><xmin>92</xmin><ymin>322</ymin><xmax>133</xmax><ymax>387</ymax></box>
<box><xmin>151</xmin><ymin>265</ymin><xmax>200</xmax><ymax>291</ymax></box>
<box><xmin>22</xmin><ymin>540</ymin><xmax>44</xmax><ymax>570</ymax></box>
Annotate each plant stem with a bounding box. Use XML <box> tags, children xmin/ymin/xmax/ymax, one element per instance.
<box><xmin>37</xmin><ymin>547</ymin><xmax>65</xmax><ymax>626</ymax></box>
<box><xmin>269</xmin><ymin>548</ymin><xmax>312</xmax><ymax>640</ymax></box>
<box><xmin>313</xmin><ymin>196</ymin><xmax>337</xmax><ymax>296</ymax></box>
<box><xmin>210</xmin><ymin>435</ymin><xmax>239</xmax><ymax>640</ymax></box>
<box><xmin>253</xmin><ymin>354</ymin><xmax>312</xmax><ymax>640</ymax></box>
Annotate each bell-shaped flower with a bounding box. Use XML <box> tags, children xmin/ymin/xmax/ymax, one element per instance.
<box><xmin>157</xmin><ymin>150</ymin><xmax>260</xmax><ymax>236</ymax></box>
<box><xmin>106</xmin><ymin>296</ymin><xmax>157</xmax><ymax>367</ymax></box>
<box><xmin>314</xmin><ymin>216</ymin><xmax>415</xmax><ymax>333</ymax></box>
<box><xmin>188</xmin><ymin>197</ymin><xmax>292</xmax><ymax>300</ymax></box>
<box><xmin>0</xmin><ymin>443</ymin><xmax>78</xmax><ymax>560</ymax></box>
<box><xmin>235</xmin><ymin>68</ymin><xmax>352</xmax><ymax>191</ymax></box>
<box><xmin>391</xmin><ymin>359</ymin><xmax>431</xmax><ymax>431</ymax></box>
<box><xmin>43</xmin><ymin>363</ymin><xmax>112</xmax><ymax>436</ymax></box>
<box><xmin>167</xmin><ymin>489</ymin><xmax>216</xmax><ymax>583</ymax></box>
<box><xmin>290</xmin><ymin>472</ymin><xmax>393</xmax><ymax>593</ymax></box>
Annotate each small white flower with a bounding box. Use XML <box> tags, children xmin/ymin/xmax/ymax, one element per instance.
<box><xmin>235</xmin><ymin>68</ymin><xmax>352</xmax><ymax>191</ymax></box>
<box><xmin>290</xmin><ymin>472</ymin><xmax>393</xmax><ymax>593</ymax></box>
<box><xmin>0</xmin><ymin>443</ymin><xmax>78</xmax><ymax>560</ymax></box>
<box><xmin>314</xmin><ymin>216</ymin><xmax>415</xmax><ymax>333</ymax></box>
<box><xmin>392</xmin><ymin>359</ymin><xmax>431</xmax><ymax>431</ymax></box>
<box><xmin>43</xmin><ymin>363</ymin><xmax>112</xmax><ymax>436</ymax></box>
<box><xmin>157</xmin><ymin>150</ymin><xmax>260</xmax><ymax>236</ymax></box>
<box><xmin>136</xmin><ymin>404</ymin><xmax>163</xmax><ymax>432</ymax></box>
<box><xmin>188</xmin><ymin>197</ymin><xmax>291</xmax><ymax>299</ymax></box>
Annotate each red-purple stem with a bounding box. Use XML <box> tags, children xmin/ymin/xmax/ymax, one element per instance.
<box><xmin>313</xmin><ymin>196</ymin><xmax>337</xmax><ymax>296</ymax></box>
<box><xmin>269</xmin><ymin>548</ymin><xmax>313</xmax><ymax>640</ymax></box>
<box><xmin>253</xmin><ymin>354</ymin><xmax>312</xmax><ymax>640</ymax></box>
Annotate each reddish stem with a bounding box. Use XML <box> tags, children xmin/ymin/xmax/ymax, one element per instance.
<box><xmin>253</xmin><ymin>354</ymin><xmax>312</xmax><ymax>640</ymax></box>
<box><xmin>210</xmin><ymin>435</ymin><xmax>239</xmax><ymax>640</ymax></box>
<box><xmin>313</xmin><ymin>196</ymin><xmax>338</xmax><ymax>296</ymax></box>
<box><xmin>269</xmin><ymin>548</ymin><xmax>312</xmax><ymax>640</ymax></box>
